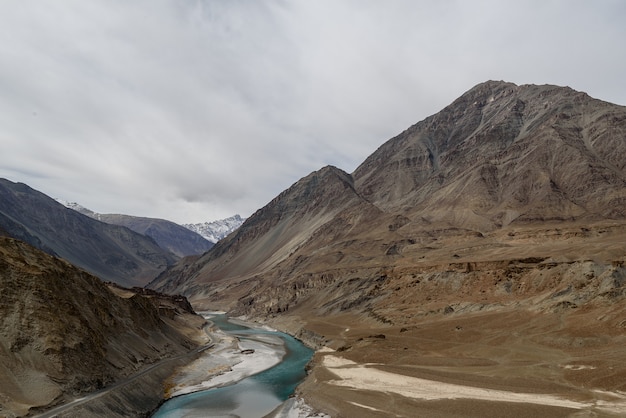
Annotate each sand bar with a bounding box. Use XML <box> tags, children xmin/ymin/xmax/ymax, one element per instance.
<box><xmin>166</xmin><ymin>316</ymin><xmax>285</xmax><ymax>397</ymax></box>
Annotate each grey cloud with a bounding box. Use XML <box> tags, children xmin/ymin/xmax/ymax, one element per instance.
<box><xmin>0</xmin><ymin>0</ymin><xmax>624</xmax><ymax>223</ymax></box>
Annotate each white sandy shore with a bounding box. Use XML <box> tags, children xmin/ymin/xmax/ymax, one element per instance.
<box><xmin>165</xmin><ymin>314</ymin><xmax>324</xmax><ymax>417</ymax></box>
<box><xmin>322</xmin><ymin>354</ymin><xmax>626</xmax><ymax>414</ymax></box>
<box><xmin>166</xmin><ymin>316</ymin><xmax>285</xmax><ymax>398</ymax></box>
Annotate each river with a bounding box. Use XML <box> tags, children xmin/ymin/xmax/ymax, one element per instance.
<box><xmin>152</xmin><ymin>314</ymin><xmax>314</xmax><ymax>418</ymax></box>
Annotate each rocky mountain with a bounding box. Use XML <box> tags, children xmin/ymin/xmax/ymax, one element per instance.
<box><xmin>149</xmin><ymin>82</ymin><xmax>626</xmax><ymax>415</ymax></box>
<box><xmin>0</xmin><ymin>236</ymin><xmax>207</xmax><ymax>417</ymax></box>
<box><xmin>97</xmin><ymin>214</ymin><xmax>214</xmax><ymax>257</ymax></box>
<box><xmin>150</xmin><ymin>81</ymin><xmax>626</xmax><ymax>309</ymax></box>
<box><xmin>353</xmin><ymin>81</ymin><xmax>626</xmax><ymax>227</ymax></box>
<box><xmin>183</xmin><ymin>214</ymin><xmax>245</xmax><ymax>243</ymax></box>
<box><xmin>0</xmin><ymin>179</ymin><xmax>177</xmax><ymax>287</ymax></box>
<box><xmin>56</xmin><ymin>201</ymin><xmax>214</xmax><ymax>257</ymax></box>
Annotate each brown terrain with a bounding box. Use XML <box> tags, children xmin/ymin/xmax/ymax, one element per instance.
<box><xmin>0</xmin><ymin>236</ymin><xmax>208</xmax><ymax>418</ymax></box>
<box><xmin>150</xmin><ymin>81</ymin><xmax>626</xmax><ymax>417</ymax></box>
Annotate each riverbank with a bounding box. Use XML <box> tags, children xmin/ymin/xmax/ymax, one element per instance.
<box><xmin>30</xmin><ymin>310</ymin><xmax>211</xmax><ymax>418</ymax></box>
<box><xmin>287</xmin><ymin>308</ymin><xmax>626</xmax><ymax>418</ymax></box>
<box><xmin>156</xmin><ymin>313</ymin><xmax>325</xmax><ymax>418</ymax></box>
<box><xmin>164</xmin><ymin>314</ymin><xmax>286</xmax><ymax>398</ymax></box>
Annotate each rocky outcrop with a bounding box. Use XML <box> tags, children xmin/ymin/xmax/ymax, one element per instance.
<box><xmin>0</xmin><ymin>237</ymin><xmax>206</xmax><ymax>417</ymax></box>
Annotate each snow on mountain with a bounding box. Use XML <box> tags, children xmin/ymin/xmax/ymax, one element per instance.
<box><xmin>56</xmin><ymin>199</ymin><xmax>244</xmax><ymax>244</ymax></box>
<box><xmin>183</xmin><ymin>214</ymin><xmax>245</xmax><ymax>243</ymax></box>
<box><xmin>55</xmin><ymin>199</ymin><xmax>102</xmax><ymax>220</ymax></box>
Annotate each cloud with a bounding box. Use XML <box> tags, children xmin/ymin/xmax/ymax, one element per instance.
<box><xmin>0</xmin><ymin>0</ymin><xmax>624</xmax><ymax>223</ymax></box>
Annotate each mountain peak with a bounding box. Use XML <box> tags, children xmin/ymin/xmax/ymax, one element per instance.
<box><xmin>183</xmin><ymin>215</ymin><xmax>245</xmax><ymax>243</ymax></box>
<box><xmin>353</xmin><ymin>81</ymin><xmax>625</xmax><ymax>223</ymax></box>
<box><xmin>460</xmin><ymin>79</ymin><xmax>518</xmax><ymax>99</ymax></box>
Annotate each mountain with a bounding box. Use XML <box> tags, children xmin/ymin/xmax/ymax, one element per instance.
<box><xmin>96</xmin><ymin>214</ymin><xmax>214</xmax><ymax>257</ymax></box>
<box><xmin>183</xmin><ymin>214</ymin><xmax>245</xmax><ymax>243</ymax></box>
<box><xmin>353</xmin><ymin>81</ymin><xmax>626</xmax><ymax>227</ymax></box>
<box><xmin>56</xmin><ymin>200</ymin><xmax>214</xmax><ymax>258</ymax></box>
<box><xmin>0</xmin><ymin>179</ymin><xmax>177</xmax><ymax>287</ymax></box>
<box><xmin>150</xmin><ymin>81</ymin><xmax>626</xmax><ymax>308</ymax></box>
<box><xmin>54</xmin><ymin>199</ymin><xmax>99</xmax><ymax>218</ymax></box>
<box><xmin>0</xmin><ymin>236</ymin><xmax>207</xmax><ymax>417</ymax></box>
<box><xmin>149</xmin><ymin>82</ymin><xmax>626</xmax><ymax>416</ymax></box>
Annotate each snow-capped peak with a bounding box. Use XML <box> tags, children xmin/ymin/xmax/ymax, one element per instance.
<box><xmin>55</xmin><ymin>199</ymin><xmax>101</xmax><ymax>219</ymax></box>
<box><xmin>183</xmin><ymin>214</ymin><xmax>245</xmax><ymax>243</ymax></box>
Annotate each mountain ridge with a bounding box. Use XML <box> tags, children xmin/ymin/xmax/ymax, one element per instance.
<box><xmin>0</xmin><ymin>179</ymin><xmax>177</xmax><ymax>287</ymax></box>
<box><xmin>57</xmin><ymin>199</ymin><xmax>243</xmax><ymax>253</ymax></box>
<box><xmin>182</xmin><ymin>214</ymin><xmax>245</xmax><ymax>243</ymax></box>
<box><xmin>55</xmin><ymin>199</ymin><xmax>214</xmax><ymax>257</ymax></box>
<box><xmin>151</xmin><ymin>81</ymin><xmax>626</xmax><ymax>308</ymax></box>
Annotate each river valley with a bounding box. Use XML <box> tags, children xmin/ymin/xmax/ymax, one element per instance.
<box><xmin>152</xmin><ymin>313</ymin><xmax>314</xmax><ymax>418</ymax></box>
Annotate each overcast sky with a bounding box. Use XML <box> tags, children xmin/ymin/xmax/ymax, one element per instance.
<box><xmin>1</xmin><ymin>1</ymin><xmax>625</xmax><ymax>223</ymax></box>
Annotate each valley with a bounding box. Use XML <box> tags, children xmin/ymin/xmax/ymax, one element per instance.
<box><xmin>147</xmin><ymin>81</ymin><xmax>626</xmax><ymax>417</ymax></box>
<box><xmin>257</xmin><ymin>220</ymin><xmax>626</xmax><ymax>417</ymax></box>
<box><xmin>1</xmin><ymin>80</ymin><xmax>625</xmax><ymax>417</ymax></box>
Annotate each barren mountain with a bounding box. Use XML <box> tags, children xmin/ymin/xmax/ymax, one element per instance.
<box><xmin>354</xmin><ymin>81</ymin><xmax>626</xmax><ymax>228</ymax></box>
<box><xmin>0</xmin><ymin>236</ymin><xmax>207</xmax><ymax>417</ymax></box>
<box><xmin>150</xmin><ymin>81</ymin><xmax>626</xmax><ymax>310</ymax></box>
<box><xmin>89</xmin><ymin>213</ymin><xmax>213</xmax><ymax>258</ymax></box>
<box><xmin>0</xmin><ymin>179</ymin><xmax>177</xmax><ymax>286</ymax></box>
<box><xmin>151</xmin><ymin>81</ymin><xmax>626</xmax><ymax>416</ymax></box>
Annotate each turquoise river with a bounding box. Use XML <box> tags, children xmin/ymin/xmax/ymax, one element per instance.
<box><xmin>152</xmin><ymin>314</ymin><xmax>314</xmax><ymax>418</ymax></box>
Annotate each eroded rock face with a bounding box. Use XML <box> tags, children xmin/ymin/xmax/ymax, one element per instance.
<box><xmin>0</xmin><ymin>237</ymin><xmax>204</xmax><ymax>417</ymax></box>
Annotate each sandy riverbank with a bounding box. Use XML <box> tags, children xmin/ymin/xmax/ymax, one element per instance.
<box><xmin>162</xmin><ymin>314</ymin><xmax>328</xmax><ymax>418</ymax></box>
<box><xmin>164</xmin><ymin>314</ymin><xmax>286</xmax><ymax>398</ymax></box>
<box><xmin>317</xmin><ymin>351</ymin><xmax>626</xmax><ymax>415</ymax></box>
<box><xmin>290</xmin><ymin>307</ymin><xmax>626</xmax><ymax>418</ymax></box>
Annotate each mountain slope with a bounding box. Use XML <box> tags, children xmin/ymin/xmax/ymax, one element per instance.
<box><xmin>0</xmin><ymin>236</ymin><xmax>206</xmax><ymax>417</ymax></box>
<box><xmin>149</xmin><ymin>165</ymin><xmax>383</xmax><ymax>298</ymax></box>
<box><xmin>57</xmin><ymin>201</ymin><xmax>214</xmax><ymax>257</ymax></box>
<box><xmin>151</xmin><ymin>81</ymin><xmax>626</xmax><ymax>311</ymax></box>
<box><xmin>0</xmin><ymin>179</ymin><xmax>177</xmax><ymax>286</ymax></box>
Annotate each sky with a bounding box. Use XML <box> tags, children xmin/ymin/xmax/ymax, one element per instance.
<box><xmin>1</xmin><ymin>1</ymin><xmax>625</xmax><ymax>224</ymax></box>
